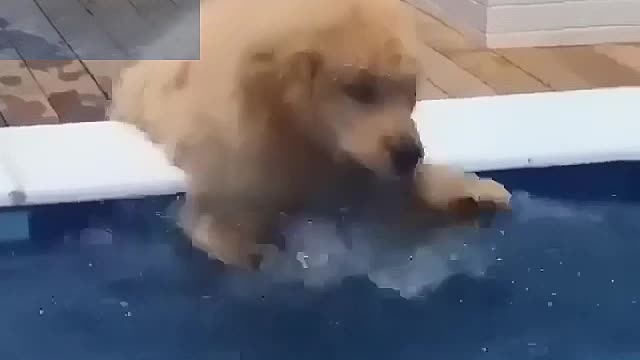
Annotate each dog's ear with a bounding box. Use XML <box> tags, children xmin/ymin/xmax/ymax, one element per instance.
<box><xmin>239</xmin><ymin>49</ymin><xmax>323</xmax><ymax>114</ymax></box>
<box><xmin>241</xmin><ymin>49</ymin><xmax>322</xmax><ymax>92</ymax></box>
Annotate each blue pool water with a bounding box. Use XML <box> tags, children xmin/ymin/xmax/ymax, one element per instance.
<box><xmin>2</xmin><ymin>162</ymin><xmax>640</xmax><ymax>360</ymax></box>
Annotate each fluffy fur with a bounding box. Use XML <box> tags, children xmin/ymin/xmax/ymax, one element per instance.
<box><xmin>111</xmin><ymin>0</ymin><xmax>511</xmax><ymax>269</ymax></box>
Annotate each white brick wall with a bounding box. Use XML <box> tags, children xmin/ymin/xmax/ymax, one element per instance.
<box><xmin>408</xmin><ymin>0</ymin><xmax>640</xmax><ymax>48</ymax></box>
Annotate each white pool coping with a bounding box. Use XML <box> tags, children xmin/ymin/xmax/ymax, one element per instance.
<box><xmin>0</xmin><ymin>86</ymin><xmax>638</xmax><ymax>208</ymax></box>
<box><xmin>416</xmin><ymin>87</ymin><xmax>640</xmax><ymax>172</ymax></box>
<box><xmin>0</xmin><ymin>122</ymin><xmax>186</xmax><ymax>208</ymax></box>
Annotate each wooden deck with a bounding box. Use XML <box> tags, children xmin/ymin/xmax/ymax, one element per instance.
<box><xmin>1</xmin><ymin>0</ymin><xmax>640</xmax><ymax>127</ymax></box>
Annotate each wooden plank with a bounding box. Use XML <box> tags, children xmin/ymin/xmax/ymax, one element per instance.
<box><xmin>0</xmin><ymin>0</ymin><xmax>107</xmax><ymax>122</ymax></box>
<box><xmin>413</xmin><ymin>7</ymin><xmax>549</xmax><ymax>95</ymax></box>
<box><xmin>0</xmin><ymin>0</ymin><xmax>75</xmax><ymax>60</ymax></box>
<box><xmin>499</xmin><ymin>46</ymin><xmax>640</xmax><ymax>91</ymax></box>
<box><xmin>0</xmin><ymin>37</ymin><xmax>59</xmax><ymax>125</ymax></box>
<box><xmin>170</xmin><ymin>0</ymin><xmax>199</xmax><ymax>10</ymax></box>
<box><xmin>497</xmin><ymin>47</ymin><xmax>588</xmax><ymax>90</ymax></box>
<box><xmin>406</xmin><ymin>2</ymin><xmax>476</xmax><ymax>55</ymax></box>
<box><xmin>82</xmin><ymin>60</ymin><xmax>133</xmax><ymax>99</ymax></box>
<box><xmin>26</xmin><ymin>60</ymin><xmax>108</xmax><ymax>122</ymax></box>
<box><xmin>126</xmin><ymin>0</ymin><xmax>199</xmax><ymax>59</ymax></box>
<box><xmin>0</xmin><ymin>35</ymin><xmax>21</xmax><ymax>60</ymax></box>
<box><xmin>0</xmin><ymin>55</ymin><xmax>59</xmax><ymax>126</ymax></box>
<box><xmin>33</xmin><ymin>0</ymin><xmax>127</xmax><ymax>60</ymax></box>
<box><xmin>127</xmin><ymin>0</ymin><xmax>178</xmax><ymax>35</ymax></box>
<box><xmin>76</xmin><ymin>0</ymin><xmax>154</xmax><ymax>58</ymax></box>
<box><xmin>417</xmin><ymin>77</ymin><xmax>448</xmax><ymax>100</ymax></box>
<box><xmin>594</xmin><ymin>44</ymin><xmax>640</xmax><ymax>70</ymax></box>
<box><xmin>415</xmin><ymin>41</ymin><xmax>495</xmax><ymax>98</ymax></box>
<box><xmin>407</xmin><ymin>4</ymin><xmax>494</xmax><ymax>97</ymax></box>
<box><xmin>445</xmin><ymin>51</ymin><xmax>551</xmax><ymax>95</ymax></box>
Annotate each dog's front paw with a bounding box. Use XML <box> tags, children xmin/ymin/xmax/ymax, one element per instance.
<box><xmin>446</xmin><ymin>177</ymin><xmax>511</xmax><ymax>219</ymax></box>
<box><xmin>417</xmin><ymin>165</ymin><xmax>511</xmax><ymax>212</ymax></box>
<box><xmin>462</xmin><ymin>177</ymin><xmax>511</xmax><ymax>210</ymax></box>
<box><xmin>187</xmin><ymin>214</ymin><xmax>265</xmax><ymax>270</ymax></box>
<box><xmin>439</xmin><ymin>177</ymin><xmax>511</xmax><ymax>228</ymax></box>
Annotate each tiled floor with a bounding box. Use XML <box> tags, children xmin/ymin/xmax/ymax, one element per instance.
<box><xmin>1</xmin><ymin>0</ymin><xmax>640</xmax><ymax>126</ymax></box>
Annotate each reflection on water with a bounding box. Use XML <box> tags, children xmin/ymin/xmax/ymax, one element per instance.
<box><xmin>1</xmin><ymin>191</ymin><xmax>640</xmax><ymax>359</ymax></box>
<box><xmin>261</xmin><ymin>215</ymin><xmax>497</xmax><ymax>299</ymax></box>
<box><xmin>256</xmin><ymin>191</ymin><xmax>610</xmax><ymax>299</ymax></box>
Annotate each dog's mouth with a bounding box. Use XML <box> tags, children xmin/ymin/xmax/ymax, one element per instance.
<box><xmin>383</xmin><ymin>135</ymin><xmax>425</xmax><ymax>177</ymax></box>
<box><xmin>390</xmin><ymin>143</ymin><xmax>424</xmax><ymax>175</ymax></box>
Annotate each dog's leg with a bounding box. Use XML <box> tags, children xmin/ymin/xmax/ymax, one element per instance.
<box><xmin>179</xmin><ymin>195</ymin><xmax>280</xmax><ymax>269</ymax></box>
<box><xmin>413</xmin><ymin>164</ymin><xmax>511</xmax><ymax>219</ymax></box>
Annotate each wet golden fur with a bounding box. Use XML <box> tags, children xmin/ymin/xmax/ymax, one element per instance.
<box><xmin>111</xmin><ymin>0</ymin><xmax>511</xmax><ymax>269</ymax></box>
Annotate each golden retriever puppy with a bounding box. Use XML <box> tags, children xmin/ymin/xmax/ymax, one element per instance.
<box><xmin>110</xmin><ymin>0</ymin><xmax>511</xmax><ymax>269</ymax></box>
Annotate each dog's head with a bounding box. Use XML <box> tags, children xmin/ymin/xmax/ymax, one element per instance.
<box><xmin>240</xmin><ymin>0</ymin><xmax>422</xmax><ymax>179</ymax></box>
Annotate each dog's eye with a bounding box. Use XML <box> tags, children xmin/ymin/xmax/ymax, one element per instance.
<box><xmin>342</xmin><ymin>81</ymin><xmax>377</xmax><ymax>104</ymax></box>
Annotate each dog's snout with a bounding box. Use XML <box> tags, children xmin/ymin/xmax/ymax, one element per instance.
<box><xmin>389</xmin><ymin>138</ymin><xmax>424</xmax><ymax>175</ymax></box>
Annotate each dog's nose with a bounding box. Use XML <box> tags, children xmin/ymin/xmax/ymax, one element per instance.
<box><xmin>390</xmin><ymin>139</ymin><xmax>424</xmax><ymax>175</ymax></box>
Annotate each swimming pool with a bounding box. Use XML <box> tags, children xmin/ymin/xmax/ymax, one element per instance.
<box><xmin>1</xmin><ymin>161</ymin><xmax>639</xmax><ymax>360</ymax></box>
<box><xmin>2</xmin><ymin>87</ymin><xmax>639</xmax><ymax>359</ymax></box>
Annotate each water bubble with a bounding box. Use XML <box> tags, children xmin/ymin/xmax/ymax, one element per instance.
<box><xmin>551</xmin><ymin>292</ymin><xmax>557</xmax><ymax>296</ymax></box>
<box><xmin>496</xmin><ymin>257</ymin><xmax>503</xmax><ymax>261</ymax></box>
<box><xmin>119</xmin><ymin>301</ymin><xmax>129</xmax><ymax>308</ymax></box>
<box><xmin>577</xmin><ymin>271</ymin><xmax>581</xmax><ymax>277</ymax></box>
<box><xmin>38</xmin><ymin>308</ymin><xmax>44</xmax><ymax>316</ymax></box>
<box><xmin>125</xmin><ymin>311</ymin><xmax>132</xmax><ymax>317</ymax></box>
<box><xmin>547</xmin><ymin>301</ymin><xmax>553</xmax><ymax>307</ymax></box>
<box><xmin>481</xmin><ymin>347</ymin><xmax>488</xmax><ymax>352</ymax></box>
<box><xmin>296</xmin><ymin>252</ymin><xmax>310</xmax><ymax>269</ymax></box>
